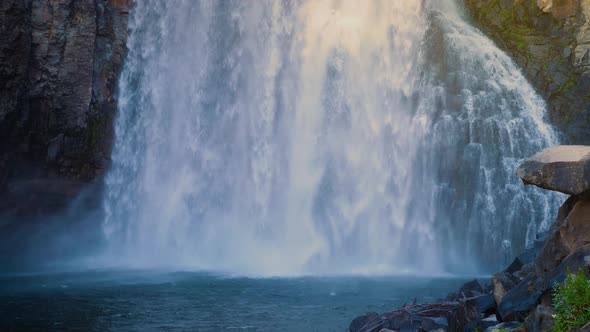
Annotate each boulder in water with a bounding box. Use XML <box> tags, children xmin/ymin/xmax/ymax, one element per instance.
<box><xmin>516</xmin><ymin>145</ymin><xmax>590</xmax><ymax>195</ymax></box>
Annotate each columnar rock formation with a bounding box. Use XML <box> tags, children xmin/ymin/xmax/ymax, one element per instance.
<box><xmin>465</xmin><ymin>0</ymin><xmax>590</xmax><ymax>144</ymax></box>
<box><xmin>0</xmin><ymin>0</ymin><xmax>129</xmax><ymax>216</ymax></box>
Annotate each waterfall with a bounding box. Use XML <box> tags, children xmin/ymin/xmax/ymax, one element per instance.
<box><xmin>103</xmin><ymin>0</ymin><xmax>562</xmax><ymax>275</ymax></box>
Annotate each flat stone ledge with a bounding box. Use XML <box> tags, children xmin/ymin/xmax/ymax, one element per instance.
<box><xmin>516</xmin><ymin>145</ymin><xmax>590</xmax><ymax>195</ymax></box>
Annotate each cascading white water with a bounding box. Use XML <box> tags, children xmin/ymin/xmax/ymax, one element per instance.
<box><xmin>103</xmin><ymin>0</ymin><xmax>563</xmax><ymax>275</ymax></box>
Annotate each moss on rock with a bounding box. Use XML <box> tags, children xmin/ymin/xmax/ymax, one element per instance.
<box><xmin>464</xmin><ymin>0</ymin><xmax>590</xmax><ymax>144</ymax></box>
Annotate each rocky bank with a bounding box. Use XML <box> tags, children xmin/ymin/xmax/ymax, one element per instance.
<box><xmin>349</xmin><ymin>145</ymin><xmax>590</xmax><ymax>332</ymax></box>
<box><xmin>464</xmin><ymin>0</ymin><xmax>590</xmax><ymax>144</ymax></box>
<box><xmin>0</xmin><ymin>0</ymin><xmax>129</xmax><ymax>217</ymax></box>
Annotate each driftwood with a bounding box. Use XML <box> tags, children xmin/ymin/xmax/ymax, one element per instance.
<box><xmin>354</xmin><ymin>302</ymin><xmax>459</xmax><ymax>332</ymax></box>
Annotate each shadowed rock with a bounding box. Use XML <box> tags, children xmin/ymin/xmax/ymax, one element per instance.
<box><xmin>492</xmin><ymin>272</ymin><xmax>518</xmax><ymax>305</ymax></box>
<box><xmin>535</xmin><ymin>227</ymin><xmax>571</xmax><ymax>276</ymax></box>
<box><xmin>517</xmin><ymin>145</ymin><xmax>590</xmax><ymax>195</ymax></box>
<box><xmin>500</xmin><ymin>245</ymin><xmax>590</xmax><ymax>322</ymax></box>
<box><xmin>497</xmin><ymin>275</ymin><xmax>540</xmax><ymax>322</ymax></box>
<box><xmin>558</xmin><ymin>194</ymin><xmax>590</xmax><ymax>253</ymax></box>
<box><xmin>524</xmin><ymin>305</ymin><xmax>555</xmax><ymax>332</ymax></box>
<box><xmin>536</xmin><ymin>194</ymin><xmax>590</xmax><ymax>275</ymax></box>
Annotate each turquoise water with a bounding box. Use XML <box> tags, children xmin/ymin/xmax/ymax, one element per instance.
<box><xmin>0</xmin><ymin>271</ymin><xmax>467</xmax><ymax>331</ymax></box>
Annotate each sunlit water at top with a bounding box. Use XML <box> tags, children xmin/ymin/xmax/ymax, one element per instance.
<box><xmin>102</xmin><ymin>0</ymin><xmax>563</xmax><ymax>276</ymax></box>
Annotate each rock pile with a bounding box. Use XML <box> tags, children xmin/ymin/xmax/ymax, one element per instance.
<box><xmin>349</xmin><ymin>145</ymin><xmax>590</xmax><ymax>332</ymax></box>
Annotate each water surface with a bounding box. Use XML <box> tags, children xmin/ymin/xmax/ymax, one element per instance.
<box><xmin>0</xmin><ymin>271</ymin><xmax>467</xmax><ymax>331</ymax></box>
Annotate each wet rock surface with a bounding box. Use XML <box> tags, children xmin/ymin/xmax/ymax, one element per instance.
<box><xmin>0</xmin><ymin>0</ymin><xmax>130</xmax><ymax>217</ymax></box>
<box><xmin>465</xmin><ymin>0</ymin><xmax>590</xmax><ymax>144</ymax></box>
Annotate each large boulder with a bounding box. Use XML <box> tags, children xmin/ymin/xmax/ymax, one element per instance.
<box><xmin>536</xmin><ymin>194</ymin><xmax>590</xmax><ymax>275</ymax></box>
<box><xmin>492</xmin><ymin>272</ymin><xmax>518</xmax><ymax>305</ymax></box>
<box><xmin>497</xmin><ymin>275</ymin><xmax>542</xmax><ymax>322</ymax></box>
<box><xmin>516</xmin><ymin>145</ymin><xmax>590</xmax><ymax>195</ymax></box>
<box><xmin>559</xmin><ymin>194</ymin><xmax>590</xmax><ymax>253</ymax></box>
<box><xmin>535</xmin><ymin>227</ymin><xmax>571</xmax><ymax>275</ymax></box>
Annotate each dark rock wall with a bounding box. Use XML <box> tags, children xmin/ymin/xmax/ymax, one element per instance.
<box><xmin>0</xmin><ymin>0</ymin><xmax>129</xmax><ymax>216</ymax></box>
<box><xmin>464</xmin><ymin>0</ymin><xmax>590</xmax><ymax>144</ymax></box>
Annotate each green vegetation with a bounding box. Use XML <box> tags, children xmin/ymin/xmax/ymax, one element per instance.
<box><xmin>552</xmin><ymin>268</ymin><xmax>590</xmax><ymax>332</ymax></box>
<box><xmin>557</xmin><ymin>73</ymin><xmax>576</xmax><ymax>94</ymax></box>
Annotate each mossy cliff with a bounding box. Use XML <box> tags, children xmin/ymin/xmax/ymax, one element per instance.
<box><xmin>464</xmin><ymin>0</ymin><xmax>590</xmax><ymax>144</ymax></box>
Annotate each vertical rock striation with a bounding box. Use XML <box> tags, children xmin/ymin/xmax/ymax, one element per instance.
<box><xmin>464</xmin><ymin>0</ymin><xmax>590</xmax><ymax>144</ymax></box>
<box><xmin>0</xmin><ymin>0</ymin><xmax>129</xmax><ymax>216</ymax></box>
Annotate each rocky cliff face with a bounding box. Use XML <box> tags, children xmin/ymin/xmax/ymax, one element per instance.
<box><xmin>0</xmin><ymin>0</ymin><xmax>129</xmax><ymax>216</ymax></box>
<box><xmin>464</xmin><ymin>0</ymin><xmax>590</xmax><ymax>144</ymax></box>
